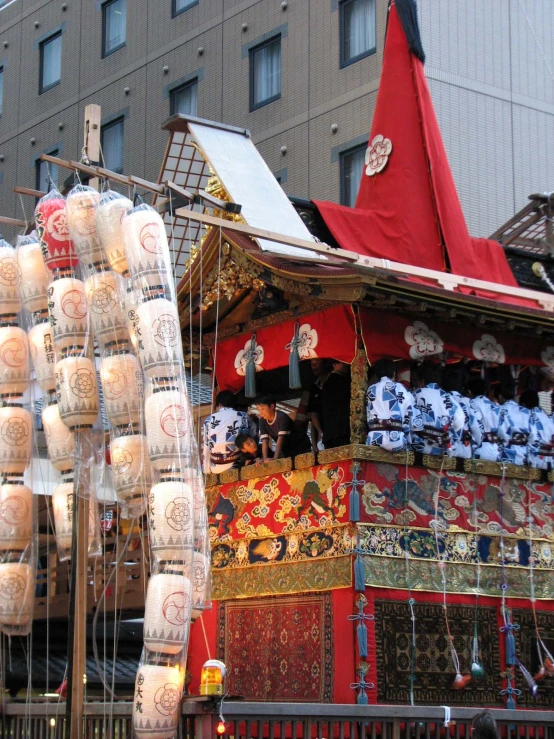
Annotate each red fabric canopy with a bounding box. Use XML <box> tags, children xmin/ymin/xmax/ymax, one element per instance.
<box><xmin>359</xmin><ymin>307</ymin><xmax>549</xmax><ymax>367</ymax></box>
<box><xmin>313</xmin><ymin>2</ymin><xmax>527</xmax><ymax>306</ymax></box>
<box><xmin>214</xmin><ymin>305</ymin><xmax>357</xmax><ymax>392</ymax></box>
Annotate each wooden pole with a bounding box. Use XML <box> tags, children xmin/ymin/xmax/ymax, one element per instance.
<box><xmin>65</xmin><ymin>103</ymin><xmax>101</xmax><ymax>739</ymax></box>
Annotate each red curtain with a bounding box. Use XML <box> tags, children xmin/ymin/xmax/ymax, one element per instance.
<box><xmin>215</xmin><ymin>305</ymin><xmax>357</xmax><ymax>392</ymax></box>
<box><xmin>359</xmin><ymin>306</ymin><xmax>547</xmax><ymax>366</ymax></box>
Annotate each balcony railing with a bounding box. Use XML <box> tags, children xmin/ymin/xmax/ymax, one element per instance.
<box><xmin>3</xmin><ymin>700</ymin><xmax>554</xmax><ymax>739</ymax></box>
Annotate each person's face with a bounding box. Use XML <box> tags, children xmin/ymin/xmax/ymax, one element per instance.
<box><xmin>311</xmin><ymin>359</ymin><xmax>323</xmax><ymax>375</ymax></box>
<box><xmin>257</xmin><ymin>403</ymin><xmax>275</xmax><ymax>420</ymax></box>
<box><xmin>242</xmin><ymin>438</ymin><xmax>258</xmax><ymax>454</ymax></box>
<box><xmin>333</xmin><ymin>361</ymin><xmax>348</xmax><ymax>374</ymax></box>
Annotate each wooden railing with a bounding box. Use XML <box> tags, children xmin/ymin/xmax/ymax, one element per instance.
<box><xmin>3</xmin><ymin>701</ymin><xmax>554</xmax><ymax>739</ymax></box>
<box><xmin>33</xmin><ymin>532</ymin><xmax>148</xmax><ymax>620</ymax></box>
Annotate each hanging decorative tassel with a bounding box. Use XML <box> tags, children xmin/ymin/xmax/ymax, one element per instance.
<box><xmin>350</xmin><ymin>663</ymin><xmax>373</xmax><ymax>705</ymax></box>
<box><xmin>517</xmin><ymin>659</ymin><xmax>538</xmax><ymax>698</ymax></box>
<box><xmin>453</xmin><ymin>672</ymin><xmax>471</xmax><ymax>690</ymax></box>
<box><xmin>287</xmin><ymin>322</ymin><xmax>302</xmax><ymax>390</ymax></box>
<box><xmin>348</xmin><ymin>463</ymin><xmax>364</xmax><ymax>523</ymax></box>
<box><xmin>354</xmin><ymin>553</ymin><xmax>365</xmax><ymax>592</ymax></box>
<box><xmin>471</xmin><ymin>623</ymin><xmax>485</xmax><ymax>679</ymax></box>
<box><xmin>244</xmin><ymin>334</ymin><xmax>258</xmax><ymax>398</ymax></box>
<box><xmin>357</xmin><ymin>621</ymin><xmax>368</xmax><ymax>659</ymax></box>
<box><xmin>501</xmin><ymin>610</ymin><xmax>518</xmax><ymax>666</ymax></box>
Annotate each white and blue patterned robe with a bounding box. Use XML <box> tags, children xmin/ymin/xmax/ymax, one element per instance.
<box><xmin>528</xmin><ymin>407</ymin><xmax>554</xmax><ymax>469</ymax></box>
<box><xmin>412</xmin><ymin>383</ymin><xmax>465</xmax><ymax>456</ymax></box>
<box><xmin>366</xmin><ymin>377</ymin><xmax>417</xmax><ymax>452</ymax></box>
<box><xmin>202</xmin><ymin>407</ymin><xmax>254</xmax><ymax>474</ymax></box>
<box><xmin>471</xmin><ymin>396</ymin><xmax>502</xmax><ymax>462</ymax></box>
<box><xmin>498</xmin><ymin>399</ymin><xmax>532</xmax><ymax>467</ymax></box>
<box><xmin>448</xmin><ymin>391</ymin><xmax>484</xmax><ymax>459</ymax></box>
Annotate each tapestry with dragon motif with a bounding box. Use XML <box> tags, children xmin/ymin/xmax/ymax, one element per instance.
<box><xmin>358</xmin><ymin>462</ymin><xmax>554</xmax><ymax>597</ymax></box>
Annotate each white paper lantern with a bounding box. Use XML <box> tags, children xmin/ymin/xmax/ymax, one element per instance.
<box><xmin>51</xmin><ymin>476</ymin><xmax>101</xmax><ymax>561</ymax></box>
<box><xmin>135</xmin><ymin>296</ymin><xmax>182</xmax><ymax>379</ymax></box>
<box><xmin>143</xmin><ymin>573</ymin><xmax>192</xmax><ymax>655</ymax></box>
<box><xmin>0</xmin><ymin>405</ymin><xmax>32</xmax><ymax>475</ymax></box>
<box><xmin>187</xmin><ymin>551</ymin><xmax>210</xmax><ymax>618</ymax></box>
<box><xmin>96</xmin><ymin>191</ymin><xmax>133</xmax><ymax>275</ymax></box>
<box><xmin>149</xmin><ymin>480</ymin><xmax>194</xmax><ymax>558</ymax></box>
<box><xmin>55</xmin><ymin>352</ymin><xmax>99</xmax><ymax>429</ymax></box>
<box><xmin>145</xmin><ymin>384</ymin><xmax>192</xmax><ymax>471</ymax></box>
<box><xmin>0</xmin><ymin>241</ymin><xmax>20</xmax><ymax>317</ymax></box>
<box><xmin>47</xmin><ymin>276</ymin><xmax>88</xmax><ymax>350</ymax></box>
<box><xmin>0</xmin><ymin>562</ymin><xmax>34</xmax><ymax>635</ymax></box>
<box><xmin>111</xmin><ymin>432</ymin><xmax>151</xmax><ymax>514</ymax></box>
<box><xmin>122</xmin><ymin>205</ymin><xmax>171</xmax><ymax>287</ymax></box>
<box><xmin>0</xmin><ymin>482</ymin><xmax>33</xmax><ymax>552</ymax></box>
<box><xmin>42</xmin><ymin>400</ymin><xmax>75</xmax><ymax>471</ymax></box>
<box><xmin>65</xmin><ymin>185</ymin><xmax>103</xmax><ymax>266</ymax></box>
<box><xmin>28</xmin><ymin>319</ymin><xmax>56</xmax><ymax>393</ymax></box>
<box><xmin>0</xmin><ymin>325</ymin><xmax>29</xmax><ymax>397</ymax></box>
<box><xmin>133</xmin><ymin>663</ymin><xmax>184</xmax><ymax>739</ymax></box>
<box><xmin>16</xmin><ymin>236</ymin><xmax>49</xmax><ymax>314</ymax></box>
<box><xmin>84</xmin><ymin>269</ymin><xmax>128</xmax><ymax>349</ymax></box>
<box><xmin>100</xmin><ymin>349</ymin><xmax>142</xmax><ymax>427</ymax></box>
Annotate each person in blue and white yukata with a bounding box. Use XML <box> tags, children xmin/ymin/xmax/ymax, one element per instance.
<box><xmin>366</xmin><ymin>359</ymin><xmax>419</xmax><ymax>452</ymax></box>
<box><xmin>519</xmin><ymin>390</ymin><xmax>553</xmax><ymax>469</ymax></box>
<box><xmin>496</xmin><ymin>383</ymin><xmax>533</xmax><ymax>467</ymax></box>
<box><xmin>202</xmin><ymin>390</ymin><xmax>256</xmax><ymax>474</ymax></box>
<box><xmin>412</xmin><ymin>362</ymin><xmax>464</xmax><ymax>456</ymax></box>
<box><xmin>467</xmin><ymin>377</ymin><xmax>502</xmax><ymax>462</ymax></box>
<box><xmin>443</xmin><ymin>375</ymin><xmax>484</xmax><ymax>459</ymax></box>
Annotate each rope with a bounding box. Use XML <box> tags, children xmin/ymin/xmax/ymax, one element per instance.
<box><xmin>516</xmin><ymin>0</ymin><xmax>554</xmax><ymax>82</ymax></box>
<box><xmin>199</xmin><ymin>614</ymin><xmax>212</xmax><ymax>661</ymax></box>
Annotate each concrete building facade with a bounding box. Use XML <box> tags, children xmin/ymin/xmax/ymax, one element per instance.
<box><xmin>0</xmin><ymin>0</ymin><xmax>551</xmax><ymax>244</ymax></box>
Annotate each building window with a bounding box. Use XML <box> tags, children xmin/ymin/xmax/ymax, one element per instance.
<box><xmin>39</xmin><ymin>31</ymin><xmax>62</xmax><ymax>93</ymax></box>
<box><xmin>170</xmin><ymin>79</ymin><xmax>198</xmax><ymax>116</ymax></box>
<box><xmin>172</xmin><ymin>0</ymin><xmax>198</xmax><ymax>17</ymax></box>
<box><xmin>250</xmin><ymin>35</ymin><xmax>281</xmax><ymax>111</ymax></box>
<box><xmin>36</xmin><ymin>151</ymin><xmax>59</xmax><ymax>194</ymax></box>
<box><xmin>103</xmin><ymin>0</ymin><xmax>126</xmax><ymax>57</ymax></box>
<box><xmin>101</xmin><ymin>118</ymin><xmax>124</xmax><ymax>173</ymax></box>
<box><xmin>340</xmin><ymin>0</ymin><xmax>376</xmax><ymax>68</ymax></box>
<box><xmin>0</xmin><ymin>67</ymin><xmax>4</xmax><ymax>117</ymax></box>
<box><xmin>340</xmin><ymin>144</ymin><xmax>365</xmax><ymax>207</ymax></box>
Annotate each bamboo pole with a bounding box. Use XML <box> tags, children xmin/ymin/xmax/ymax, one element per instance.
<box><xmin>65</xmin><ymin>103</ymin><xmax>101</xmax><ymax>739</ymax></box>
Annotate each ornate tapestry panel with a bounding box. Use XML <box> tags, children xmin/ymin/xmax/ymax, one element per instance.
<box><xmin>212</xmin><ymin>556</ymin><xmax>352</xmax><ymax>600</ymax></box>
<box><xmin>513</xmin><ymin>608</ymin><xmax>554</xmax><ymax>709</ymax></box>
<box><xmin>217</xmin><ymin>593</ymin><xmax>333</xmax><ymax>702</ymax></box>
<box><xmin>374</xmin><ymin>600</ymin><xmax>502</xmax><ymax>706</ymax></box>
<box><xmin>359</xmin><ymin>464</ymin><xmax>552</xmax><ymax>539</ymax></box>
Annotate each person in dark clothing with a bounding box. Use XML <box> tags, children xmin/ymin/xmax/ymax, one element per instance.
<box><xmin>256</xmin><ymin>395</ymin><xmax>311</xmax><ymax>460</ymax></box>
<box><xmin>319</xmin><ymin>360</ymin><xmax>351</xmax><ymax>449</ymax></box>
<box><xmin>307</xmin><ymin>358</ymin><xmax>331</xmax><ymax>452</ymax></box>
<box><xmin>234</xmin><ymin>433</ymin><xmax>262</xmax><ymax>466</ymax></box>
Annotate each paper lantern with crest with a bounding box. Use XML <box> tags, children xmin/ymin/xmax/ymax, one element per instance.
<box><xmin>16</xmin><ymin>233</ymin><xmax>50</xmax><ymax>315</ymax></box>
<box><xmin>133</xmin><ymin>663</ymin><xmax>184</xmax><ymax>739</ymax></box>
<box><xmin>148</xmin><ymin>478</ymin><xmax>194</xmax><ymax>559</ymax></box>
<box><xmin>85</xmin><ymin>269</ymin><xmax>128</xmax><ymax>349</ymax></box>
<box><xmin>187</xmin><ymin>551</ymin><xmax>211</xmax><ymax>619</ymax></box>
<box><xmin>0</xmin><ymin>240</ymin><xmax>21</xmax><ymax>318</ymax></box>
<box><xmin>144</xmin><ymin>380</ymin><xmax>191</xmax><ymax>471</ymax></box>
<box><xmin>65</xmin><ymin>185</ymin><xmax>103</xmax><ymax>267</ymax></box>
<box><xmin>100</xmin><ymin>345</ymin><xmax>142</xmax><ymax>427</ymax></box>
<box><xmin>143</xmin><ymin>572</ymin><xmax>192</xmax><ymax>655</ymax></box>
<box><xmin>122</xmin><ymin>204</ymin><xmax>171</xmax><ymax>287</ymax></box>
<box><xmin>110</xmin><ymin>430</ymin><xmax>151</xmax><ymax>516</ymax></box>
<box><xmin>0</xmin><ymin>481</ymin><xmax>33</xmax><ymax>552</ymax></box>
<box><xmin>42</xmin><ymin>399</ymin><xmax>75</xmax><ymax>472</ymax></box>
<box><xmin>135</xmin><ymin>293</ymin><xmax>182</xmax><ymax>380</ymax></box>
<box><xmin>96</xmin><ymin>190</ymin><xmax>133</xmax><ymax>275</ymax></box>
<box><xmin>0</xmin><ymin>325</ymin><xmax>29</xmax><ymax>397</ymax></box>
<box><xmin>0</xmin><ymin>561</ymin><xmax>34</xmax><ymax>635</ymax></box>
<box><xmin>47</xmin><ymin>276</ymin><xmax>89</xmax><ymax>350</ymax></box>
<box><xmin>28</xmin><ymin>317</ymin><xmax>56</xmax><ymax>393</ymax></box>
<box><xmin>0</xmin><ymin>404</ymin><xmax>32</xmax><ymax>475</ymax></box>
<box><xmin>55</xmin><ymin>348</ymin><xmax>99</xmax><ymax>430</ymax></box>
<box><xmin>35</xmin><ymin>188</ymin><xmax>78</xmax><ymax>272</ymax></box>
<box><xmin>52</xmin><ymin>475</ymin><xmax>100</xmax><ymax>561</ymax></box>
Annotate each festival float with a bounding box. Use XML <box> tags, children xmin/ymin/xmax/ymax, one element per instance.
<box><xmin>1</xmin><ymin>0</ymin><xmax>554</xmax><ymax>733</ymax></box>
